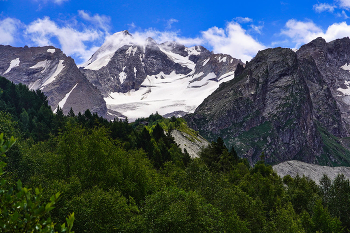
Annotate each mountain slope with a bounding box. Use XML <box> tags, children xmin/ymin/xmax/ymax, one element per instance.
<box><xmin>0</xmin><ymin>45</ymin><xmax>107</xmax><ymax>116</ymax></box>
<box><xmin>185</xmin><ymin>41</ymin><xmax>350</xmax><ymax>166</ymax></box>
<box><xmin>0</xmin><ymin>31</ymin><xmax>243</xmax><ymax>121</ymax></box>
<box><xmin>81</xmin><ymin>31</ymin><xmax>243</xmax><ymax>120</ymax></box>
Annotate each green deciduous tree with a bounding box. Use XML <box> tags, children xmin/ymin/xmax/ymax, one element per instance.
<box><xmin>0</xmin><ymin>133</ymin><xmax>74</xmax><ymax>232</ymax></box>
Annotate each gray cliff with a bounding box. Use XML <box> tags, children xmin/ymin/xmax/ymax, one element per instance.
<box><xmin>185</xmin><ymin>39</ymin><xmax>350</xmax><ymax>166</ymax></box>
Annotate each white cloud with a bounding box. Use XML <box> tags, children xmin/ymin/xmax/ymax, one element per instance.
<box><xmin>281</xmin><ymin>19</ymin><xmax>323</xmax><ymax>47</ymax></box>
<box><xmin>313</xmin><ymin>3</ymin><xmax>336</xmax><ymax>13</ymax></box>
<box><xmin>166</xmin><ymin>18</ymin><xmax>178</xmax><ymax>29</ymax></box>
<box><xmin>127</xmin><ymin>21</ymin><xmax>264</xmax><ymax>62</ymax></box>
<box><xmin>2</xmin><ymin>14</ymin><xmax>265</xmax><ymax>64</ymax></box>
<box><xmin>342</xmin><ymin>10</ymin><xmax>350</xmax><ymax>18</ymax></box>
<box><xmin>35</xmin><ymin>0</ymin><xmax>68</xmax><ymax>5</ymax></box>
<box><xmin>251</xmin><ymin>24</ymin><xmax>263</xmax><ymax>34</ymax></box>
<box><xmin>25</xmin><ymin>17</ymin><xmax>103</xmax><ymax>63</ymax></box>
<box><xmin>78</xmin><ymin>10</ymin><xmax>111</xmax><ymax>33</ymax></box>
<box><xmin>234</xmin><ymin>17</ymin><xmax>253</xmax><ymax>23</ymax></box>
<box><xmin>129</xmin><ymin>29</ymin><xmax>203</xmax><ymax>47</ymax></box>
<box><xmin>128</xmin><ymin>22</ymin><xmax>136</xmax><ymax>30</ymax></box>
<box><xmin>53</xmin><ymin>0</ymin><xmax>68</xmax><ymax>4</ymax></box>
<box><xmin>201</xmin><ymin>22</ymin><xmax>265</xmax><ymax>62</ymax></box>
<box><xmin>281</xmin><ymin>19</ymin><xmax>350</xmax><ymax>47</ymax></box>
<box><xmin>0</xmin><ymin>18</ymin><xmax>22</xmax><ymax>45</ymax></box>
<box><xmin>338</xmin><ymin>0</ymin><xmax>350</xmax><ymax>9</ymax></box>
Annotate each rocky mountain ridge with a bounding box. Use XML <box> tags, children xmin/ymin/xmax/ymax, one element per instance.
<box><xmin>0</xmin><ymin>30</ymin><xmax>243</xmax><ymax>121</ymax></box>
<box><xmin>0</xmin><ymin>45</ymin><xmax>107</xmax><ymax>117</ymax></box>
<box><xmin>80</xmin><ymin>30</ymin><xmax>243</xmax><ymax>120</ymax></box>
<box><xmin>185</xmin><ymin>37</ymin><xmax>350</xmax><ymax>166</ymax></box>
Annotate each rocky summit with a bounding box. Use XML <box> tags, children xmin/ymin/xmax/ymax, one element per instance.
<box><xmin>185</xmin><ymin>38</ymin><xmax>350</xmax><ymax>166</ymax></box>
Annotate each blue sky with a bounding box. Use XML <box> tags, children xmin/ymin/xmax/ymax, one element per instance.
<box><xmin>1</xmin><ymin>0</ymin><xmax>350</xmax><ymax>64</ymax></box>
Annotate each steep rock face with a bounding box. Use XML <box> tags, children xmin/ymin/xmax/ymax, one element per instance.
<box><xmin>297</xmin><ymin>37</ymin><xmax>350</xmax><ymax>136</ymax></box>
<box><xmin>185</xmin><ymin>38</ymin><xmax>350</xmax><ymax>166</ymax></box>
<box><xmin>185</xmin><ymin>48</ymin><xmax>325</xmax><ymax>164</ymax></box>
<box><xmin>0</xmin><ymin>45</ymin><xmax>107</xmax><ymax>116</ymax></box>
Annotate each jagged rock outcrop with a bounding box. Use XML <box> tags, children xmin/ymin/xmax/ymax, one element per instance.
<box><xmin>0</xmin><ymin>45</ymin><xmax>107</xmax><ymax>117</ymax></box>
<box><xmin>185</xmin><ymin>42</ymin><xmax>350</xmax><ymax>166</ymax></box>
<box><xmin>185</xmin><ymin>48</ymin><xmax>323</xmax><ymax>164</ymax></box>
<box><xmin>297</xmin><ymin>37</ymin><xmax>350</xmax><ymax>136</ymax></box>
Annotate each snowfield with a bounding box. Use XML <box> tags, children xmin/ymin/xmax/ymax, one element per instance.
<box><xmin>105</xmin><ymin>70</ymin><xmax>235</xmax><ymax>121</ymax></box>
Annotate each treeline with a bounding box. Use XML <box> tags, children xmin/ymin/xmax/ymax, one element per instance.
<box><xmin>1</xmin><ymin>76</ymin><xmax>350</xmax><ymax>232</ymax></box>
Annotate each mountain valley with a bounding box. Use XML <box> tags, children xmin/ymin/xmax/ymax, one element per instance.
<box><xmin>3</xmin><ymin>33</ymin><xmax>350</xmax><ymax>166</ymax></box>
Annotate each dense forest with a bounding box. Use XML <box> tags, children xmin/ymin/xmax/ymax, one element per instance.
<box><xmin>1</xmin><ymin>75</ymin><xmax>350</xmax><ymax>232</ymax></box>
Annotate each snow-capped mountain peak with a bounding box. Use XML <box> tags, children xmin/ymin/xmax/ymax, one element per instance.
<box><xmin>78</xmin><ymin>31</ymin><xmax>243</xmax><ymax>120</ymax></box>
<box><xmin>82</xmin><ymin>30</ymin><xmax>134</xmax><ymax>70</ymax></box>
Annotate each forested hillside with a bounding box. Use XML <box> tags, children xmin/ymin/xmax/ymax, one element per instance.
<box><xmin>2</xmin><ymin>76</ymin><xmax>350</xmax><ymax>232</ymax></box>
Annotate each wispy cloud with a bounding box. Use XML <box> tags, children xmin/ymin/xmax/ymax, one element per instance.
<box><xmin>34</xmin><ymin>0</ymin><xmax>69</xmax><ymax>5</ymax></box>
<box><xmin>128</xmin><ymin>28</ymin><xmax>202</xmax><ymax>47</ymax></box>
<box><xmin>251</xmin><ymin>24</ymin><xmax>264</xmax><ymax>34</ymax></box>
<box><xmin>340</xmin><ymin>10</ymin><xmax>350</xmax><ymax>18</ymax></box>
<box><xmin>78</xmin><ymin>10</ymin><xmax>111</xmax><ymax>33</ymax></box>
<box><xmin>166</xmin><ymin>18</ymin><xmax>178</xmax><ymax>29</ymax></box>
<box><xmin>313</xmin><ymin>3</ymin><xmax>336</xmax><ymax>13</ymax></box>
<box><xmin>234</xmin><ymin>17</ymin><xmax>253</xmax><ymax>23</ymax></box>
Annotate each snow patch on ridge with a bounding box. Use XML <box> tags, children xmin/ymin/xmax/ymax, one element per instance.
<box><xmin>126</xmin><ymin>46</ymin><xmax>137</xmax><ymax>56</ymax></box>
<box><xmin>30</xmin><ymin>60</ymin><xmax>50</xmax><ymax>73</ymax></box>
<box><xmin>4</xmin><ymin>58</ymin><xmax>20</xmax><ymax>74</ymax></box>
<box><xmin>42</xmin><ymin>60</ymin><xmax>65</xmax><ymax>87</ymax></box>
<box><xmin>202</xmin><ymin>58</ymin><xmax>210</xmax><ymax>66</ymax></box>
<box><xmin>47</xmin><ymin>49</ymin><xmax>55</xmax><ymax>53</ymax></box>
<box><xmin>218</xmin><ymin>56</ymin><xmax>227</xmax><ymax>63</ymax></box>
<box><xmin>159</xmin><ymin>47</ymin><xmax>195</xmax><ymax>70</ymax></box>
<box><xmin>119</xmin><ymin>72</ymin><xmax>127</xmax><ymax>84</ymax></box>
<box><xmin>119</xmin><ymin>66</ymin><xmax>127</xmax><ymax>84</ymax></box>
<box><xmin>189</xmin><ymin>72</ymin><xmax>216</xmax><ymax>88</ymax></box>
<box><xmin>28</xmin><ymin>80</ymin><xmax>41</xmax><ymax>91</ymax></box>
<box><xmin>186</xmin><ymin>46</ymin><xmax>201</xmax><ymax>56</ymax></box>
<box><xmin>342</xmin><ymin>63</ymin><xmax>350</xmax><ymax>71</ymax></box>
<box><xmin>84</xmin><ymin>54</ymin><xmax>113</xmax><ymax>70</ymax></box>
<box><xmin>218</xmin><ymin>71</ymin><xmax>235</xmax><ymax>81</ymax></box>
<box><xmin>54</xmin><ymin>83</ymin><xmax>78</xmax><ymax>112</ymax></box>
